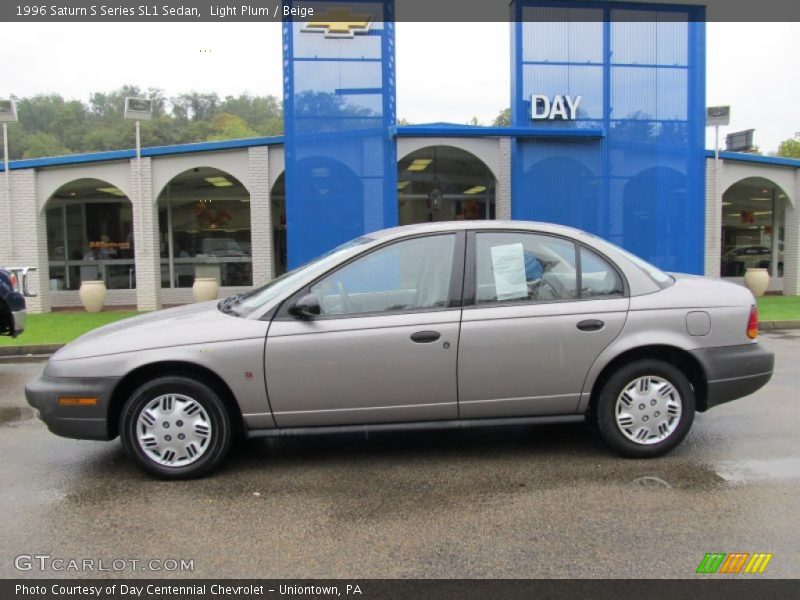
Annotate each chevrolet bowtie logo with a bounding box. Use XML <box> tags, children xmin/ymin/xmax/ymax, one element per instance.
<box><xmin>302</xmin><ymin>7</ymin><xmax>373</xmax><ymax>38</ymax></box>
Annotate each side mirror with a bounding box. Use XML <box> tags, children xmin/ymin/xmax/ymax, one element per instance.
<box><xmin>289</xmin><ymin>293</ymin><xmax>321</xmax><ymax>319</ymax></box>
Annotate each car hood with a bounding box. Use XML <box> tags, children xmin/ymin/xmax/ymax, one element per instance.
<box><xmin>51</xmin><ymin>301</ymin><xmax>267</xmax><ymax>361</ymax></box>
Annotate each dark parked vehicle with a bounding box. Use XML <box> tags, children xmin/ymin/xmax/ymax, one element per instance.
<box><xmin>0</xmin><ymin>267</ymin><xmax>27</xmax><ymax>337</ymax></box>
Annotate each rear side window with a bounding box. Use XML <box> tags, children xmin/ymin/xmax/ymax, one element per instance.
<box><xmin>473</xmin><ymin>232</ymin><xmax>625</xmax><ymax>305</ymax></box>
<box><xmin>580</xmin><ymin>247</ymin><xmax>624</xmax><ymax>298</ymax></box>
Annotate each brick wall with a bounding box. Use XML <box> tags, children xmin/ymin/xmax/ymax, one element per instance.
<box><xmin>130</xmin><ymin>156</ymin><xmax>161</xmax><ymax>311</ymax></box>
<box><xmin>783</xmin><ymin>170</ymin><xmax>800</xmax><ymax>295</ymax></box>
<box><xmin>704</xmin><ymin>157</ymin><xmax>722</xmax><ymax>278</ymax></box>
<box><xmin>248</xmin><ymin>147</ymin><xmax>274</xmax><ymax>286</ymax></box>
<box><xmin>7</xmin><ymin>169</ymin><xmax>51</xmax><ymax>313</ymax></box>
<box><xmin>497</xmin><ymin>138</ymin><xmax>512</xmax><ymax>220</ymax></box>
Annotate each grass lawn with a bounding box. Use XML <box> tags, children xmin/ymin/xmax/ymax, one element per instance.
<box><xmin>0</xmin><ymin>311</ymin><xmax>140</xmax><ymax>347</ymax></box>
<box><xmin>756</xmin><ymin>295</ymin><xmax>800</xmax><ymax>322</ymax></box>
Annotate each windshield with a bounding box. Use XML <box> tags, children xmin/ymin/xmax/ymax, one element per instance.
<box><xmin>219</xmin><ymin>236</ymin><xmax>374</xmax><ymax>317</ymax></box>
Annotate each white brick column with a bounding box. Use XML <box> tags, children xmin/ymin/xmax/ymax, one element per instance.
<box><xmin>704</xmin><ymin>157</ymin><xmax>723</xmax><ymax>278</ymax></box>
<box><xmin>783</xmin><ymin>171</ymin><xmax>800</xmax><ymax>296</ymax></box>
<box><xmin>496</xmin><ymin>138</ymin><xmax>512</xmax><ymax>220</ymax></box>
<box><xmin>131</xmin><ymin>157</ymin><xmax>161</xmax><ymax>311</ymax></box>
<box><xmin>248</xmin><ymin>146</ymin><xmax>273</xmax><ymax>285</ymax></box>
<box><xmin>8</xmin><ymin>169</ymin><xmax>51</xmax><ymax>313</ymax></box>
<box><xmin>0</xmin><ymin>170</ymin><xmax>9</xmax><ymax>267</ymax></box>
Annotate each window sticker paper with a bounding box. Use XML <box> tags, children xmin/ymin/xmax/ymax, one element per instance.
<box><xmin>490</xmin><ymin>243</ymin><xmax>528</xmax><ymax>301</ymax></box>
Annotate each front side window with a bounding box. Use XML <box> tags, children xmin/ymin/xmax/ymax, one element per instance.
<box><xmin>310</xmin><ymin>235</ymin><xmax>456</xmax><ymax>316</ymax></box>
<box><xmin>475</xmin><ymin>233</ymin><xmax>578</xmax><ymax>304</ymax></box>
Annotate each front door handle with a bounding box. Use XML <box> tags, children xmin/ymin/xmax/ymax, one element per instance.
<box><xmin>577</xmin><ymin>319</ymin><xmax>604</xmax><ymax>332</ymax></box>
<box><xmin>411</xmin><ymin>330</ymin><xmax>441</xmax><ymax>343</ymax></box>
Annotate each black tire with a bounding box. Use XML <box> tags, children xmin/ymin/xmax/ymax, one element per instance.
<box><xmin>593</xmin><ymin>359</ymin><xmax>695</xmax><ymax>458</ymax></box>
<box><xmin>120</xmin><ymin>376</ymin><xmax>233</xmax><ymax>479</ymax></box>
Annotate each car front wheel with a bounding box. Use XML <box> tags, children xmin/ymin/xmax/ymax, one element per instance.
<box><xmin>594</xmin><ymin>359</ymin><xmax>695</xmax><ymax>458</ymax></box>
<box><xmin>120</xmin><ymin>376</ymin><xmax>233</xmax><ymax>479</ymax></box>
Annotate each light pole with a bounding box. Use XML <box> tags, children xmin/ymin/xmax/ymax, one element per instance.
<box><xmin>706</xmin><ymin>106</ymin><xmax>730</xmax><ymax>277</ymax></box>
<box><xmin>0</xmin><ymin>99</ymin><xmax>18</xmax><ymax>264</ymax></box>
<box><xmin>123</xmin><ymin>98</ymin><xmax>153</xmax><ymax>262</ymax></box>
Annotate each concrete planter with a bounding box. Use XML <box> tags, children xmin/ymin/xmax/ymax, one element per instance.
<box><xmin>193</xmin><ymin>277</ymin><xmax>219</xmax><ymax>302</ymax></box>
<box><xmin>744</xmin><ymin>268</ymin><xmax>770</xmax><ymax>298</ymax></box>
<box><xmin>79</xmin><ymin>280</ymin><xmax>107</xmax><ymax>313</ymax></box>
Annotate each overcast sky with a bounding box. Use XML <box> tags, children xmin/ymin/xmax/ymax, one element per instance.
<box><xmin>2</xmin><ymin>21</ymin><xmax>798</xmax><ymax>152</ymax></box>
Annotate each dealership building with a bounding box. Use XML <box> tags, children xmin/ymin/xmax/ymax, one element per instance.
<box><xmin>1</xmin><ymin>0</ymin><xmax>799</xmax><ymax>314</ymax></box>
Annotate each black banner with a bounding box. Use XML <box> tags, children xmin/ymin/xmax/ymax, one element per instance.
<box><xmin>3</xmin><ymin>579</ymin><xmax>800</xmax><ymax>600</ymax></box>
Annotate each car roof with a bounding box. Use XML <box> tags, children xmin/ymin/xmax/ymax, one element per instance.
<box><xmin>369</xmin><ymin>220</ymin><xmax>586</xmax><ymax>240</ymax></box>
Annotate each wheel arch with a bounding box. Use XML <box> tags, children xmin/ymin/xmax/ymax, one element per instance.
<box><xmin>108</xmin><ymin>361</ymin><xmax>245</xmax><ymax>439</ymax></box>
<box><xmin>586</xmin><ymin>345</ymin><xmax>709</xmax><ymax>413</ymax></box>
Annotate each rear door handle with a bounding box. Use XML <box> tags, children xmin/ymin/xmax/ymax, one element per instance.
<box><xmin>411</xmin><ymin>331</ymin><xmax>441</xmax><ymax>343</ymax></box>
<box><xmin>577</xmin><ymin>319</ymin><xmax>604</xmax><ymax>332</ymax></box>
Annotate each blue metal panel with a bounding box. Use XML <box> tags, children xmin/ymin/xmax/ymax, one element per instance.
<box><xmin>283</xmin><ymin>0</ymin><xmax>397</xmax><ymax>268</ymax></box>
<box><xmin>511</xmin><ymin>0</ymin><xmax>705</xmax><ymax>274</ymax></box>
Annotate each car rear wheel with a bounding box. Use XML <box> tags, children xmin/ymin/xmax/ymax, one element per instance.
<box><xmin>120</xmin><ymin>376</ymin><xmax>232</xmax><ymax>479</ymax></box>
<box><xmin>594</xmin><ymin>359</ymin><xmax>695</xmax><ymax>458</ymax></box>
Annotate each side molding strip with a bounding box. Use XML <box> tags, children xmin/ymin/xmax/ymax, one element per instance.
<box><xmin>246</xmin><ymin>414</ymin><xmax>586</xmax><ymax>439</ymax></box>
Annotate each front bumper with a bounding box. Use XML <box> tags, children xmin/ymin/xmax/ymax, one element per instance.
<box><xmin>25</xmin><ymin>374</ymin><xmax>120</xmax><ymax>440</ymax></box>
<box><xmin>690</xmin><ymin>343</ymin><xmax>774</xmax><ymax>410</ymax></box>
<box><xmin>11</xmin><ymin>309</ymin><xmax>25</xmax><ymax>337</ymax></box>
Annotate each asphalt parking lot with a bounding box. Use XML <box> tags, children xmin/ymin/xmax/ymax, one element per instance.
<box><xmin>1</xmin><ymin>332</ymin><xmax>798</xmax><ymax>579</ymax></box>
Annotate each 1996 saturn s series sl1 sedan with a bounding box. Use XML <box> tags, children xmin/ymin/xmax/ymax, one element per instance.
<box><xmin>26</xmin><ymin>221</ymin><xmax>774</xmax><ymax>478</ymax></box>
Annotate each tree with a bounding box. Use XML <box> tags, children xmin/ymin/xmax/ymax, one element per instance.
<box><xmin>220</xmin><ymin>94</ymin><xmax>283</xmax><ymax>135</ymax></box>
<box><xmin>4</xmin><ymin>86</ymin><xmax>285</xmax><ymax>159</ymax></box>
<box><xmin>208</xmin><ymin>113</ymin><xmax>258</xmax><ymax>140</ymax></box>
<box><xmin>493</xmin><ymin>108</ymin><xmax>510</xmax><ymax>127</ymax></box>
<box><xmin>21</xmin><ymin>132</ymin><xmax>72</xmax><ymax>158</ymax></box>
<box><xmin>171</xmin><ymin>92</ymin><xmax>220</xmax><ymax>121</ymax></box>
<box><xmin>776</xmin><ymin>138</ymin><xmax>800</xmax><ymax>159</ymax></box>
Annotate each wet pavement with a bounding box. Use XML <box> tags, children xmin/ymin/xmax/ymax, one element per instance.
<box><xmin>1</xmin><ymin>333</ymin><xmax>798</xmax><ymax>579</ymax></box>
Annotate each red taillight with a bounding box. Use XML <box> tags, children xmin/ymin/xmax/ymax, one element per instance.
<box><xmin>8</xmin><ymin>273</ymin><xmax>17</xmax><ymax>290</ymax></box>
<box><xmin>747</xmin><ymin>305</ymin><xmax>758</xmax><ymax>340</ymax></box>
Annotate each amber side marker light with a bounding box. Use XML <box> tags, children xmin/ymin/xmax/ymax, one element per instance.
<box><xmin>58</xmin><ymin>397</ymin><xmax>98</xmax><ymax>406</ymax></box>
<box><xmin>747</xmin><ymin>305</ymin><xmax>759</xmax><ymax>340</ymax></box>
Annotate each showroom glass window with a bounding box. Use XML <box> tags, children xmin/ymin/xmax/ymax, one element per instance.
<box><xmin>157</xmin><ymin>168</ymin><xmax>252</xmax><ymax>288</ymax></box>
<box><xmin>45</xmin><ymin>181</ymin><xmax>135</xmax><ymax>291</ymax></box>
<box><xmin>397</xmin><ymin>146</ymin><xmax>496</xmax><ymax>226</ymax></box>
<box><xmin>309</xmin><ymin>234</ymin><xmax>456</xmax><ymax>316</ymax></box>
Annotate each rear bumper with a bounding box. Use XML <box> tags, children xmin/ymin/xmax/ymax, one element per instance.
<box><xmin>690</xmin><ymin>343</ymin><xmax>774</xmax><ymax>410</ymax></box>
<box><xmin>25</xmin><ymin>374</ymin><xmax>120</xmax><ymax>440</ymax></box>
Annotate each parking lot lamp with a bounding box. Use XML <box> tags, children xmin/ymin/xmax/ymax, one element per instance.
<box><xmin>123</xmin><ymin>98</ymin><xmax>153</xmax><ymax>256</ymax></box>
<box><xmin>0</xmin><ymin>99</ymin><xmax>18</xmax><ymax>262</ymax></box>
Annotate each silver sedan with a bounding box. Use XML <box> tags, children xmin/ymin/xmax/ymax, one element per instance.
<box><xmin>26</xmin><ymin>221</ymin><xmax>774</xmax><ymax>478</ymax></box>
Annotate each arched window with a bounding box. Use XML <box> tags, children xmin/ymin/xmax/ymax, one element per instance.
<box><xmin>44</xmin><ymin>178</ymin><xmax>134</xmax><ymax>290</ymax></box>
<box><xmin>157</xmin><ymin>167</ymin><xmax>252</xmax><ymax>288</ymax></box>
<box><xmin>720</xmin><ymin>177</ymin><xmax>788</xmax><ymax>279</ymax></box>
<box><xmin>397</xmin><ymin>146</ymin><xmax>496</xmax><ymax>225</ymax></box>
